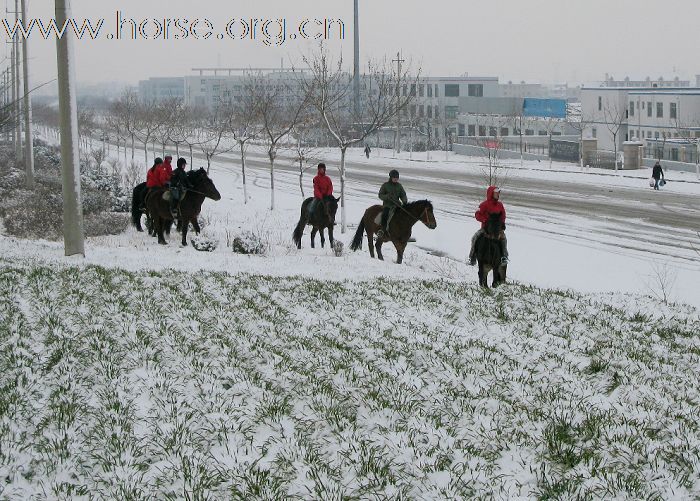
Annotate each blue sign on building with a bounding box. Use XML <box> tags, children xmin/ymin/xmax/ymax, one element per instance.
<box><xmin>522</xmin><ymin>98</ymin><xmax>567</xmax><ymax>118</ymax></box>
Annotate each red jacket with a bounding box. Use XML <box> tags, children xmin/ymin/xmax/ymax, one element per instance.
<box><xmin>146</xmin><ymin>166</ymin><xmax>160</xmax><ymax>188</ymax></box>
<box><xmin>313</xmin><ymin>172</ymin><xmax>333</xmax><ymax>199</ymax></box>
<box><xmin>155</xmin><ymin>163</ymin><xmax>172</xmax><ymax>186</ymax></box>
<box><xmin>475</xmin><ymin>186</ymin><xmax>506</xmax><ymax>229</ymax></box>
<box><xmin>163</xmin><ymin>158</ymin><xmax>173</xmax><ymax>179</ymax></box>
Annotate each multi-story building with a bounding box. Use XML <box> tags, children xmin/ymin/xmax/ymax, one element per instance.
<box><xmin>138</xmin><ymin>77</ymin><xmax>185</xmax><ymax>102</ymax></box>
<box><xmin>582</xmin><ymin>86</ymin><xmax>700</xmax><ymax>151</ymax></box>
<box><xmin>600</xmin><ymin>74</ymin><xmax>690</xmax><ymax>88</ymax></box>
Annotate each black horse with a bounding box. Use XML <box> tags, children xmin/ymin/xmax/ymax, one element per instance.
<box><xmin>475</xmin><ymin>213</ymin><xmax>507</xmax><ymax>288</ymax></box>
<box><xmin>292</xmin><ymin>195</ymin><xmax>340</xmax><ymax>249</ymax></box>
<box><xmin>131</xmin><ymin>182</ymin><xmax>150</xmax><ymax>233</ymax></box>
<box><xmin>145</xmin><ymin>168</ymin><xmax>221</xmax><ymax>246</ymax></box>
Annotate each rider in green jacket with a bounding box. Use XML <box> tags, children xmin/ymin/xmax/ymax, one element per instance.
<box><xmin>376</xmin><ymin>169</ymin><xmax>408</xmax><ymax>237</ymax></box>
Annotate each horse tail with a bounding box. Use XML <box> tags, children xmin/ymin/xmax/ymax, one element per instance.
<box><xmin>131</xmin><ymin>183</ymin><xmax>144</xmax><ymax>227</ymax></box>
<box><xmin>350</xmin><ymin>219</ymin><xmax>365</xmax><ymax>251</ymax></box>
<box><xmin>292</xmin><ymin>206</ymin><xmax>309</xmax><ymax>248</ymax></box>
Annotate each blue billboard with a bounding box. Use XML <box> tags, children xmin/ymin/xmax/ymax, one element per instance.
<box><xmin>522</xmin><ymin>98</ymin><xmax>567</xmax><ymax>118</ymax></box>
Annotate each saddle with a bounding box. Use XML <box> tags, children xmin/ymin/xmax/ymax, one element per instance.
<box><xmin>373</xmin><ymin>207</ymin><xmax>396</xmax><ymax>227</ymax></box>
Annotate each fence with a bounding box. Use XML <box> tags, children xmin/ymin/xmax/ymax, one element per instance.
<box><xmin>643</xmin><ymin>144</ymin><xmax>698</xmax><ymax>164</ymax></box>
<box><xmin>454</xmin><ymin>136</ymin><xmax>549</xmax><ymax>156</ymax></box>
<box><xmin>584</xmin><ymin>150</ymin><xmax>618</xmax><ymax>170</ymax></box>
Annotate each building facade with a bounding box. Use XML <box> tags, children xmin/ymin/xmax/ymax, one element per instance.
<box><xmin>138</xmin><ymin>77</ymin><xmax>185</xmax><ymax>102</ymax></box>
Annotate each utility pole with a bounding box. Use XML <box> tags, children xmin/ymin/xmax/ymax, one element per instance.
<box><xmin>55</xmin><ymin>0</ymin><xmax>85</xmax><ymax>256</ymax></box>
<box><xmin>14</xmin><ymin>0</ymin><xmax>22</xmax><ymax>163</ymax></box>
<box><xmin>21</xmin><ymin>0</ymin><xmax>34</xmax><ymax>188</ymax></box>
<box><xmin>393</xmin><ymin>51</ymin><xmax>404</xmax><ymax>154</ymax></box>
<box><xmin>10</xmin><ymin>34</ymin><xmax>17</xmax><ymax>153</ymax></box>
<box><xmin>353</xmin><ymin>0</ymin><xmax>360</xmax><ymax>117</ymax></box>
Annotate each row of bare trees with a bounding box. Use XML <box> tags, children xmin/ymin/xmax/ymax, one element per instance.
<box><xmin>36</xmin><ymin>47</ymin><xmax>418</xmax><ymax>234</ymax></box>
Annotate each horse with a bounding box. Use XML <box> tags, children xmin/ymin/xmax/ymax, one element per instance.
<box><xmin>144</xmin><ymin>168</ymin><xmax>221</xmax><ymax>246</ymax></box>
<box><xmin>350</xmin><ymin>200</ymin><xmax>437</xmax><ymax>264</ymax></box>
<box><xmin>131</xmin><ymin>182</ymin><xmax>172</xmax><ymax>237</ymax></box>
<box><xmin>475</xmin><ymin>213</ymin><xmax>507</xmax><ymax>288</ymax></box>
<box><xmin>292</xmin><ymin>195</ymin><xmax>340</xmax><ymax>249</ymax></box>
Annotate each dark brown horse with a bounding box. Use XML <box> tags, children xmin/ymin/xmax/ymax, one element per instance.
<box><xmin>350</xmin><ymin>200</ymin><xmax>437</xmax><ymax>264</ymax></box>
<box><xmin>292</xmin><ymin>195</ymin><xmax>340</xmax><ymax>249</ymax></box>
<box><xmin>145</xmin><ymin>168</ymin><xmax>221</xmax><ymax>246</ymax></box>
<box><xmin>475</xmin><ymin>213</ymin><xmax>507</xmax><ymax>287</ymax></box>
<box><xmin>131</xmin><ymin>182</ymin><xmax>172</xmax><ymax>237</ymax></box>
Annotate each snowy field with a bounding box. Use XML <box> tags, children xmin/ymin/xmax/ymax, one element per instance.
<box><xmin>1</xmin><ymin>138</ymin><xmax>700</xmax><ymax>497</ymax></box>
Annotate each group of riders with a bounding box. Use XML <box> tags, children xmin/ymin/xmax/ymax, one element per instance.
<box><xmin>142</xmin><ymin>155</ymin><xmax>509</xmax><ymax>264</ymax></box>
<box><xmin>303</xmin><ymin>162</ymin><xmax>509</xmax><ymax>265</ymax></box>
<box><xmin>145</xmin><ymin>155</ymin><xmax>192</xmax><ymax>217</ymax></box>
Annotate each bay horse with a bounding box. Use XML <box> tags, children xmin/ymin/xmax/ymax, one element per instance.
<box><xmin>292</xmin><ymin>195</ymin><xmax>340</xmax><ymax>249</ymax></box>
<box><xmin>475</xmin><ymin>213</ymin><xmax>507</xmax><ymax>288</ymax></box>
<box><xmin>144</xmin><ymin>168</ymin><xmax>221</xmax><ymax>246</ymax></box>
<box><xmin>350</xmin><ymin>200</ymin><xmax>437</xmax><ymax>264</ymax></box>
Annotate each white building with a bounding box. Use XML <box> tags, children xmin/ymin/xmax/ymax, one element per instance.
<box><xmin>581</xmin><ymin>87</ymin><xmax>700</xmax><ymax>151</ymax></box>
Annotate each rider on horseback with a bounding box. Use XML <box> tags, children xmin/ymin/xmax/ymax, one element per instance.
<box><xmin>376</xmin><ymin>169</ymin><xmax>408</xmax><ymax>238</ymax></box>
<box><xmin>468</xmin><ymin>186</ymin><xmax>509</xmax><ymax>266</ymax></box>
<box><xmin>146</xmin><ymin>157</ymin><xmax>164</xmax><ymax>191</ymax></box>
<box><xmin>309</xmin><ymin>163</ymin><xmax>334</xmax><ymax>217</ymax></box>
<box><xmin>169</xmin><ymin>158</ymin><xmax>192</xmax><ymax>217</ymax></box>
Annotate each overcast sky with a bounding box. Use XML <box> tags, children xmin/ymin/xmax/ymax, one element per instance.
<box><xmin>7</xmin><ymin>0</ymin><xmax>700</xmax><ymax>89</ymax></box>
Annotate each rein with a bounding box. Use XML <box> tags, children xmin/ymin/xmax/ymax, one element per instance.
<box><xmin>391</xmin><ymin>201</ymin><xmax>434</xmax><ymax>228</ymax></box>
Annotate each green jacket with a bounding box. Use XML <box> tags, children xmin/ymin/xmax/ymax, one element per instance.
<box><xmin>378</xmin><ymin>181</ymin><xmax>408</xmax><ymax>208</ymax></box>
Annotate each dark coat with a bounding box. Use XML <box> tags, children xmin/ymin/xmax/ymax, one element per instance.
<box><xmin>379</xmin><ymin>180</ymin><xmax>408</xmax><ymax>208</ymax></box>
<box><xmin>652</xmin><ymin>164</ymin><xmax>664</xmax><ymax>180</ymax></box>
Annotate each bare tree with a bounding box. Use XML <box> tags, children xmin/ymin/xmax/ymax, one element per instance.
<box><xmin>228</xmin><ymin>84</ymin><xmax>261</xmax><ymax>204</ymax></box>
<box><xmin>110</xmin><ymin>89</ymin><xmax>140</xmax><ymax>167</ymax></box>
<box><xmin>565</xmin><ymin>105</ymin><xmax>592</xmax><ymax>168</ymax></box>
<box><xmin>251</xmin><ymin>71</ymin><xmax>309</xmax><ymax>211</ymax></box>
<box><xmin>602</xmin><ymin>98</ymin><xmax>627</xmax><ymax>172</ymax></box>
<box><xmin>191</xmin><ymin>104</ymin><xmax>232</xmax><ymax>173</ymax></box>
<box><xmin>289</xmin><ymin>114</ymin><xmax>323</xmax><ymax>198</ymax></box>
<box><xmin>134</xmin><ymin>99</ymin><xmax>159</xmax><ymax>166</ymax></box>
<box><xmin>671</xmin><ymin>104</ymin><xmax>700</xmax><ymax>179</ymax></box>
<box><xmin>302</xmin><ymin>46</ymin><xmax>418</xmax><ymax>232</ymax></box>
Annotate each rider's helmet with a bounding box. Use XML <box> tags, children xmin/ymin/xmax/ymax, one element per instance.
<box><xmin>389</xmin><ymin>169</ymin><xmax>400</xmax><ymax>179</ymax></box>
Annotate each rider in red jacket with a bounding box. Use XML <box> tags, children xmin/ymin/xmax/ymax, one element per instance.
<box><xmin>309</xmin><ymin>163</ymin><xmax>333</xmax><ymax>216</ymax></box>
<box><xmin>146</xmin><ymin>157</ymin><xmax>164</xmax><ymax>188</ymax></box>
<box><xmin>468</xmin><ymin>186</ymin><xmax>508</xmax><ymax>265</ymax></box>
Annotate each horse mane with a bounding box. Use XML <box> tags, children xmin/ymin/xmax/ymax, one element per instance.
<box><xmin>405</xmin><ymin>199</ymin><xmax>433</xmax><ymax>211</ymax></box>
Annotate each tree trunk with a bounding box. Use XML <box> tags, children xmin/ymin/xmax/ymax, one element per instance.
<box><xmin>131</xmin><ymin>133</ymin><xmax>135</xmax><ymax>163</ymax></box>
<box><xmin>143</xmin><ymin>141</ymin><xmax>148</xmax><ymax>165</ymax></box>
<box><xmin>55</xmin><ymin>0</ymin><xmax>85</xmax><ymax>256</ymax></box>
<box><xmin>189</xmin><ymin>144</ymin><xmax>193</xmax><ymax>168</ymax></box>
<box><xmin>269</xmin><ymin>150</ymin><xmax>276</xmax><ymax>211</ymax></box>
<box><xmin>206</xmin><ymin>153</ymin><xmax>211</xmax><ymax>174</ymax></box>
<box><xmin>299</xmin><ymin>158</ymin><xmax>305</xmax><ymax>198</ymax></box>
<box><xmin>340</xmin><ymin>146</ymin><xmax>347</xmax><ymax>233</ymax></box>
<box><xmin>175</xmin><ymin>142</ymin><xmax>180</xmax><ymax>158</ymax></box>
<box><xmin>240</xmin><ymin>143</ymin><xmax>248</xmax><ymax>204</ymax></box>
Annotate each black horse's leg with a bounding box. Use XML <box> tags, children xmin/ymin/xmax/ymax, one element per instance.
<box><xmin>328</xmin><ymin>226</ymin><xmax>334</xmax><ymax>248</ymax></box>
<box><xmin>319</xmin><ymin>227</ymin><xmax>326</xmax><ymax>248</ymax></box>
<box><xmin>478</xmin><ymin>264</ymin><xmax>488</xmax><ymax>287</ymax></box>
<box><xmin>181</xmin><ymin>218</ymin><xmax>188</xmax><ymax>246</ymax></box>
<box><xmin>192</xmin><ymin>218</ymin><xmax>201</xmax><ymax>235</ymax></box>
<box><xmin>367</xmin><ymin>229</ymin><xmax>375</xmax><ymax>258</ymax></box>
<box><xmin>310</xmin><ymin>228</ymin><xmax>318</xmax><ymax>249</ymax></box>
<box><xmin>156</xmin><ymin>217</ymin><xmax>167</xmax><ymax>245</ymax></box>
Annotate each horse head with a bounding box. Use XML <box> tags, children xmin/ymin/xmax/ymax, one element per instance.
<box><xmin>321</xmin><ymin>195</ymin><xmax>340</xmax><ymax>225</ymax></box>
<box><xmin>484</xmin><ymin>213</ymin><xmax>503</xmax><ymax>238</ymax></box>
<box><xmin>407</xmin><ymin>200</ymin><xmax>437</xmax><ymax>229</ymax></box>
<box><xmin>189</xmin><ymin>168</ymin><xmax>221</xmax><ymax>201</ymax></box>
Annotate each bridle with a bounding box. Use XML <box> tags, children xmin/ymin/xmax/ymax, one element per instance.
<box><xmin>393</xmin><ymin>201</ymin><xmax>435</xmax><ymax>228</ymax></box>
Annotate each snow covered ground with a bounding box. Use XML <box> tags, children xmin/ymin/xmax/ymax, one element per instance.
<box><xmin>1</xmin><ymin>137</ymin><xmax>699</xmax><ymax>497</ymax></box>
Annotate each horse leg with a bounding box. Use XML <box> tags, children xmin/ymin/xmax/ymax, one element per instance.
<box><xmin>328</xmin><ymin>226</ymin><xmax>334</xmax><ymax>248</ymax></box>
<box><xmin>310</xmin><ymin>228</ymin><xmax>317</xmax><ymax>249</ymax></box>
<box><xmin>478</xmin><ymin>264</ymin><xmax>488</xmax><ymax>287</ymax></box>
<box><xmin>181</xmin><ymin>218</ymin><xmax>188</xmax><ymax>246</ymax></box>
<box><xmin>319</xmin><ymin>227</ymin><xmax>326</xmax><ymax>248</ymax></box>
<box><xmin>192</xmin><ymin>218</ymin><xmax>201</xmax><ymax>235</ymax></box>
<box><xmin>375</xmin><ymin>240</ymin><xmax>384</xmax><ymax>261</ymax></box>
<box><xmin>366</xmin><ymin>230</ymin><xmax>375</xmax><ymax>258</ymax></box>
<box><xmin>155</xmin><ymin>217</ymin><xmax>167</xmax><ymax>245</ymax></box>
<box><xmin>394</xmin><ymin>241</ymin><xmax>407</xmax><ymax>264</ymax></box>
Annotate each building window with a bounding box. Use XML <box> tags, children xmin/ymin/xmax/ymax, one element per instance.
<box><xmin>445</xmin><ymin>106</ymin><xmax>459</xmax><ymax>119</ymax></box>
<box><xmin>434</xmin><ymin>107</ymin><xmax>439</xmax><ymax>118</ymax></box>
<box><xmin>592</xmin><ymin>128</ymin><xmax>597</xmax><ymax>138</ymax></box>
<box><xmin>419</xmin><ymin>84</ymin><xmax>424</xmax><ymax>97</ymax></box>
<box><xmin>427</xmin><ymin>85</ymin><xmax>433</xmax><ymax>98</ymax></box>
<box><xmin>434</xmin><ymin>84</ymin><xmax>439</xmax><ymax>97</ymax></box>
<box><xmin>468</xmin><ymin>124</ymin><xmax>476</xmax><ymax>136</ymax></box>
<box><xmin>525</xmin><ymin>129</ymin><xmax>534</xmax><ymax>136</ymax></box>
<box><xmin>410</xmin><ymin>84</ymin><xmax>416</xmax><ymax>96</ymax></box>
<box><xmin>419</xmin><ymin>105</ymin><xmax>424</xmax><ymax>117</ymax></box>
<box><xmin>671</xmin><ymin>148</ymin><xmax>679</xmax><ymax>161</ymax></box>
<box><xmin>444</xmin><ymin>84</ymin><xmax>460</xmax><ymax>97</ymax></box>
<box><xmin>655</xmin><ymin>131</ymin><xmax>660</xmax><ymax>139</ymax></box>
<box><xmin>657</xmin><ymin>102</ymin><xmax>663</xmax><ymax>118</ymax></box>
<box><xmin>500</xmin><ymin>127</ymin><xmax>509</xmax><ymax>137</ymax></box>
<box><xmin>598</xmin><ymin>96</ymin><xmax>602</xmax><ymax>111</ymax></box>
<box><xmin>458</xmin><ymin>124</ymin><xmax>465</xmax><ymax>136</ymax></box>
<box><xmin>538</xmin><ymin>130</ymin><xmax>547</xmax><ymax>136</ymax></box>
<box><xmin>647</xmin><ymin>102</ymin><xmax>652</xmax><ymax>117</ymax></box>
<box><xmin>478</xmin><ymin>125</ymin><xmax>486</xmax><ymax>136</ymax></box>
<box><xmin>410</xmin><ymin>105</ymin><xmax>416</xmax><ymax>117</ymax></box>
<box><xmin>427</xmin><ymin>105</ymin><xmax>432</xmax><ymax>118</ymax></box>
<box><xmin>468</xmin><ymin>84</ymin><xmax>484</xmax><ymax>97</ymax></box>
<box><xmin>489</xmin><ymin>126</ymin><xmax>497</xmax><ymax>136</ymax></box>
<box><xmin>629</xmin><ymin>101</ymin><xmax>634</xmax><ymax>117</ymax></box>
<box><xmin>670</xmin><ymin>102</ymin><xmax>677</xmax><ymax>119</ymax></box>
